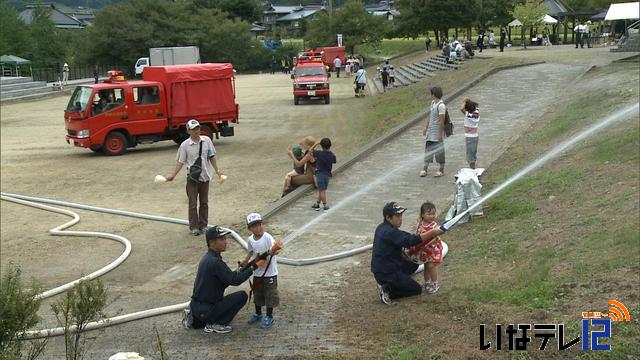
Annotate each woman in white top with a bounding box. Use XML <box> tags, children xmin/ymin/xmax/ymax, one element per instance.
<box><xmin>460</xmin><ymin>97</ymin><xmax>480</xmax><ymax>169</ymax></box>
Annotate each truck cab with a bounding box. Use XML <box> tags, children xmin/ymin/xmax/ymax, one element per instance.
<box><xmin>292</xmin><ymin>57</ymin><xmax>330</xmax><ymax>105</ymax></box>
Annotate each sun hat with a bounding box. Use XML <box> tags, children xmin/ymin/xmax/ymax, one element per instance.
<box><xmin>299</xmin><ymin>136</ymin><xmax>316</xmax><ymax>151</ymax></box>
<box><xmin>187</xmin><ymin>119</ymin><xmax>200</xmax><ymax>130</ymax></box>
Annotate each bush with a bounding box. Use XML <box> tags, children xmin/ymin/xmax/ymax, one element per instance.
<box><xmin>0</xmin><ymin>264</ymin><xmax>47</xmax><ymax>360</ymax></box>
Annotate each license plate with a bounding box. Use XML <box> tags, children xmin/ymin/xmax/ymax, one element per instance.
<box><xmin>308</xmin><ymin>91</ymin><xmax>316</xmax><ymax>96</ymax></box>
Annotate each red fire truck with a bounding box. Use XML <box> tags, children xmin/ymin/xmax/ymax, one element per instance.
<box><xmin>291</xmin><ymin>56</ymin><xmax>330</xmax><ymax>105</ymax></box>
<box><xmin>64</xmin><ymin>64</ymin><xmax>238</xmax><ymax>155</ymax></box>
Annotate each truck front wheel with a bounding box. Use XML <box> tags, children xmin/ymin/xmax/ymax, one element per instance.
<box><xmin>324</xmin><ymin>95</ymin><xmax>330</xmax><ymax>104</ymax></box>
<box><xmin>294</xmin><ymin>96</ymin><xmax>299</xmax><ymax>105</ymax></box>
<box><xmin>103</xmin><ymin>132</ymin><xmax>128</xmax><ymax>156</ymax></box>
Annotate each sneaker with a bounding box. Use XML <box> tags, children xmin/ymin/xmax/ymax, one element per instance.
<box><xmin>190</xmin><ymin>228</ymin><xmax>201</xmax><ymax>236</ymax></box>
<box><xmin>419</xmin><ymin>170</ymin><xmax>428</xmax><ymax>177</ymax></box>
<box><xmin>323</xmin><ymin>204</ymin><xmax>330</xmax><ymax>211</ymax></box>
<box><xmin>376</xmin><ymin>283</ymin><xmax>392</xmax><ymax>305</ymax></box>
<box><xmin>203</xmin><ymin>323</ymin><xmax>232</xmax><ymax>334</ymax></box>
<box><xmin>260</xmin><ymin>316</ymin><xmax>275</xmax><ymax>330</ymax></box>
<box><xmin>311</xmin><ymin>203</ymin><xmax>320</xmax><ymax>211</ymax></box>
<box><xmin>248</xmin><ymin>313</ymin><xmax>263</xmax><ymax>325</ymax></box>
<box><xmin>423</xmin><ymin>282</ymin><xmax>433</xmax><ymax>292</ymax></box>
<box><xmin>427</xmin><ymin>283</ymin><xmax>440</xmax><ymax>294</ymax></box>
<box><xmin>182</xmin><ymin>308</ymin><xmax>193</xmax><ymax>329</ymax></box>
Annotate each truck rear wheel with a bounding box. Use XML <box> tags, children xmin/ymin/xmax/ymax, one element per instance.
<box><xmin>294</xmin><ymin>96</ymin><xmax>299</xmax><ymax>105</ymax></box>
<box><xmin>103</xmin><ymin>132</ymin><xmax>128</xmax><ymax>156</ymax></box>
<box><xmin>324</xmin><ymin>95</ymin><xmax>330</xmax><ymax>104</ymax></box>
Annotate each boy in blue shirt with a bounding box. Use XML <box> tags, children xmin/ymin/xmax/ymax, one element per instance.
<box><xmin>309</xmin><ymin>138</ymin><xmax>336</xmax><ymax>211</ymax></box>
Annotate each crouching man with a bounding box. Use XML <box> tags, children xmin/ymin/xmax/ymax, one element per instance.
<box><xmin>183</xmin><ymin>226</ymin><xmax>265</xmax><ymax>333</ymax></box>
<box><xmin>371</xmin><ymin>202</ymin><xmax>445</xmax><ymax>305</ymax></box>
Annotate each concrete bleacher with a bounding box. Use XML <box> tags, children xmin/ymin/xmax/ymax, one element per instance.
<box><xmin>1</xmin><ymin>76</ymin><xmax>100</xmax><ymax>102</ymax></box>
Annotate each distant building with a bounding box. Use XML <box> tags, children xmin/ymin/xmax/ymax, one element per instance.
<box><xmin>365</xmin><ymin>1</ymin><xmax>399</xmax><ymax>21</ymax></box>
<box><xmin>19</xmin><ymin>4</ymin><xmax>92</xmax><ymax>29</ymax></box>
<box><xmin>261</xmin><ymin>3</ymin><xmax>325</xmax><ymax>37</ymax></box>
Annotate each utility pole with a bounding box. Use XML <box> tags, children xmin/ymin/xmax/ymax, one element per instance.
<box><xmin>328</xmin><ymin>0</ymin><xmax>333</xmax><ymax>32</ymax></box>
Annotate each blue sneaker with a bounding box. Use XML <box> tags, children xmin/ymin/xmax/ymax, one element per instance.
<box><xmin>260</xmin><ymin>315</ymin><xmax>275</xmax><ymax>329</ymax></box>
<box><xmin>248</xmin><ymin>313</ymin><xmax>262</xmax><ymax>325</ymax></box>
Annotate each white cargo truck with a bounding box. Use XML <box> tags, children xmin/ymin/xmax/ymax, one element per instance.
<box><xmin>135</xmin><ymin>46</ymin><xmax>201</xmax><ymax>76</ymax></box>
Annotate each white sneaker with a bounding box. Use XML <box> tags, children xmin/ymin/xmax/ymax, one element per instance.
<box><xmin>204</xmin><ymin>323</ymin><xmax>232</xmax><ymax>334</ymax></box>
<box><xmin>419</xmin><ymin>170</ymin><xmax>428</xmax><ymax>177</ymax></box>
<box><xmin>376</xmin><ymin>283</ymin><xmax>392</xmax><ymax>305</ymax></box>
<box><xmin>427</xmin><ymin>283</ymin><xmax>440</xmax><ymax>294</ymax></box>
<box><xmin>182</xmin><ymin>308</ymin><xmax>193</xmax><ymax>329</ymax></box>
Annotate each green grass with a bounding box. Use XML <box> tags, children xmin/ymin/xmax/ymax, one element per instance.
<box><xmin>356</xmin><ymin>38</ymin><xmax>425</xmax><ymax>64</ymax></box>
<box><xmin>384</xmin><ymin>341</ymin><xmax>424</xmax><ymax>360</ymax></box>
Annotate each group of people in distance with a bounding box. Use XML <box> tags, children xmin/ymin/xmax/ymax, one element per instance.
<box><xmin>376</xmin><ymin>60</ymin><xmax>396</xmax><ymax>91</ymax></box>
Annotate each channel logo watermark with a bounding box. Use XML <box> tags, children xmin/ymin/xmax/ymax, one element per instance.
<box><xmin>479</xmin><ymin>299</ymin><xmax>630</xmax><ymax>351</ymax></box>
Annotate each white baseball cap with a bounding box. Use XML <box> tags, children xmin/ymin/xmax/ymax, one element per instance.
<box><xmin>246</xmin><ymin>213</ymin><xmax>263</xmax><ymax>226</ymax></box>
<box><xmin>187</xmin><ymin>119</ymin><xmax>200</xmax><ymax>130</ymax></box>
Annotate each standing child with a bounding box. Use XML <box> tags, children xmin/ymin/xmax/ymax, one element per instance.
<box><xmin>388</xmin><ymin>65</ymin><xmax>395</xmax><ymax>88</ymax></box>
<box><xmin>241</xmin><ymin>213</ymin><xmax>280</xmax><ymax>330</ymax></box>
<box><xmin>411</xmin><ymin>202</ymin><xmax>443</xmax><ymax>293</ymax></box>
<box><xmin>460</xmin><ymin>97</ymin><xmax>480</xmax><ymax>169</ymax></box>
<box><xmin>309</xmin><ymin>138</ymin><xmax>336</xmax><ymax>211</ymax></box>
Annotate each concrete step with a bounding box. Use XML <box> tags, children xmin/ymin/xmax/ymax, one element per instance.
<box><xmin>371</xmin><ymin>76</ymin><xmax>384</xmax><ymax>94</ymax></box>
<box><xmin>433</xmin><ymin>55</ymin><xmax>464</xmax><ymax>65</ymax></box>
<box><xmin>399</xmin><ymin>65</ymin><xmax>424</xmax><ymax>80</ymax></box>
<box><xmin>0</xmin><ymin>77</ymin><xmax>35</xmax><ymax>86</ymax></box>
<box><xmin>413</xmin><ymin>62</ymin><xmax>440</xmax><ymax>74</ymax></box>
<box><xmin>394</xmin><ymin>68</ymin><xmax>418</xmax><ymax>85</ymax></box>
<box><xmin>1</xmin><ymin>80</ymin><xmax>48</xmax><ymax>92</ymax></box>
<box><xmin>405</xmin><ymin>63</ymin><xmax>432</xmax><ymax>77</ymax></box>
<box><xmin>0</xmin><ymin>86</ymin><xmax>54</xmax><ymax>100</ymax></box>
<box><xmin>421</xmin><ymin>59</ymin><xmax>453</xmax><ymax>71</ymax></box>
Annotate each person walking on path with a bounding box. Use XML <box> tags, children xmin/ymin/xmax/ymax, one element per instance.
<box><xmin>420</xmin><ymin>86</ymin><xmax>447</xmax><ymax>178</ymax></box>
<box><xmin>500</xmin><ymin>27</ymin><xmax>506</xmax><ymax>52</ymax></box>
<box><xmin>425</xmin><ymin>33</ymin><xmax>432</xmax><ymax>51</ymax></box>
<box><xmin>92</xmin><ymin>65</ymin><xmax>99</xmax><ymax>84</ymax></box>
<box><xmin>584</xmin><ymin>20</ymin><xmax>592</xmax><ymax>48</ymax></box>
<box><xmin>574</xmin><ymin>22</ymin><xmax>583</xmax><ymax>48</ymax></box>
<box><xmin>333</xmin><ymin>56</ymin><xmax>342</xmax><ymax>78</ymax></box>
<box><xmin>477</xmin><ymin>28</ymin><xmax>485</xmax><ymax>52</ymax></box>
<box><xmin>461</xmin><ymin>97</ymin><xmax>480</xmax><ymax>169</ymax></box>
<box><xmin>371</xmin><ymin>202</ymin><xmax>445</xmax><ymax>304</ymax></box>
<box><xmin>183</xmin><ymin>226</ymin><xmax>265</xmax><ymax>333</ymax></box>
<box><xmin>62</xmin><ymin>63</ymin><xmax>70</xmax><ymax>85</ymax></box>
<box><xmin>166</xmin><ymin>119</ymin><xmax>223</xmax><ymax>236</ymax></box>
<box><xmin>354</xmin><ymin>67</ymin><xmax>367</xmax><ymax>97</ymax></box>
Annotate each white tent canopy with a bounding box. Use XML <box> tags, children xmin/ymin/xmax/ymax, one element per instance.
<box><xmin>508</xmin><ymin>19</ymin><xmax>523</xmax><ymax>26</ymax></box>
<box><xmin>509</xmin><ymin>14</ymin><xmax>558</xmax><ymax>26</ymax></box>
<box><xmin>605</xmin><ymin>2</ymin><xmax>640</xmax><ymax>20</ymax></box>
<box><xmin>543</xmin><ymin>14</ymin><xmax>558</xmax><ymax>24</ymax></box>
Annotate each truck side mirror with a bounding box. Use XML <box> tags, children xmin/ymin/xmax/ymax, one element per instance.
<box><xmin>290</xmin><ymin>74</ymin><xmax>294</xmax><ymax>80</ymax></box>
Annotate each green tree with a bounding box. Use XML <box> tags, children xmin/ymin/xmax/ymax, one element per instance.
<box><xmin>192</xmin><ymin>0</ymin><xmax>263</xmax><ymax>22</ymax></box>
<box><xmin>0</xmin><ymin>2</ymin><xmax>31</xmax><ymax>58</ymax></box>
<box><xmin>510</xmin><ymin>0</ymin><xmax>548</xmax><ymax>48</ymax></box>
<box><xmin>479</xmin><ymin>0</ymin><xmax>520</xmax><ymax>29</ymax></box>
<box><xmin>0</xmin><ymin>264</ymin><xmax>47</xmax><ymax>360</ymax></box>
<box><xmin>51</xmin><ymin>279</ymin><xmax>107</xmax><ymax>360</ymax></box>
<box><xmin>305</xmin><ymin>1</ymin><xmax>387</xmax><ymax>54</ymax></box>
<box><xmin>395</xmin><ymin>0</ymin><xmax>461</xmax><ymax>47</ymax></box>
<box><xmin>29</xmin><ymin>5</ymin><xmax>65</xmax><ymax>66</ymax></box>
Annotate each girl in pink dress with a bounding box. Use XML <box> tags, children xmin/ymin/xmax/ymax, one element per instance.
<box><xmin>404</xmin><ymin>202</ymin><xmax>443</xmax><ymax>293</ymax></box>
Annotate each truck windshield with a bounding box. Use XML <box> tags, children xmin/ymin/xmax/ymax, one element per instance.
<box><xmin>296</xmin><ymin>66</ymin><xmax>326</xmax><ymax>77</ymax></box>
<box><xmin>66</xmin><ymin>86</ymin><xmax>93</xmax><ymax>112</ymax></box>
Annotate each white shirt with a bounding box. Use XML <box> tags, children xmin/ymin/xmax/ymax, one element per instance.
<box><xmin>355</xmin><ymin>68</ymin><xmax>367</xmax><ymax>84</ymax></box>
<box><xmin>176</xmin><ymin>136</ymin><xmax>216</xmax><ymax>182</ymax></box>
<box><xmin>247</xmin><ymin>232</ymin><xmax>278</xmax><ymax>277</ymax></box>
<box><xmin>333</xmin><ymin>58</ymin><xmax>342</xmax><ymax>68</ymax></box>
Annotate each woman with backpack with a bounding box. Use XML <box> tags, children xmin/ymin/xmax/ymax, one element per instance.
<box><xmin>421</xmin><ymin>87</ymin><xmax>447</xmax><ymax>178</ymax></box>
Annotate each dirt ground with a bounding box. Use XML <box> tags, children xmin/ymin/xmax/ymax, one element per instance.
<box><xmin>1</xmin><ymin>46</ymin><xmax>636</xmax><ymax>358</ymax></box>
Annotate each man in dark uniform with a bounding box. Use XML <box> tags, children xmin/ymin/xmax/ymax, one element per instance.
<box><xmin>182</xmin><ymin>226</ymin><xmax>265</xmax><ymax>333</ymax></box>
<box><xmin>477</xmin><ymin>28</ymin><xmax>485</xmax><ymax>52</ymax></box>
<box><xmin>500</xmin><ymin>27</ymin><xmax>506</xmax><ymax>52</ymax></box>
<box><xmin>371</xmin><ymin>202</ymin><xmax>445</xmax><ymax>304</ymax></box>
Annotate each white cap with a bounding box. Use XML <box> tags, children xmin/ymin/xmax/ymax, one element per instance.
<box><xmin>187</xmin><ymin>119</ymin><xmax>200</xmax><ymax>130</ymax></box>
<box><xmin>246</xmin><ymin>212</ymin><xmax>262</xmax><ymax>226</ymax></box>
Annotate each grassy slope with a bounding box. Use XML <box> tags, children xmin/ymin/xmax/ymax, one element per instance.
<box><xmin>323</xmin><ymin>63</ymin><xmax>640</xmax><ymax>359</ymax></box>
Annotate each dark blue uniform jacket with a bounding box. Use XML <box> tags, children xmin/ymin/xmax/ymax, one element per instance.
<box><xmin>371</xmin><ymin>221</ymin><xmax>422</xmax><ymax>274</ymax></box>
<box><xmin>190</xmin><ymin>250</ymin><xmax>253</xmax><ymax>321</ymax></box>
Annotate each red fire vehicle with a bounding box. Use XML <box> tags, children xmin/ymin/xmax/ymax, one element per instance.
<box><xmin>317</xmin><ymin>46</ymin><xmax>346</xmax><ymax>71</ymax></box>
<box><xmin>291</xmin><ymin>56</ymin><xmax>330</xmax><ymax>105</ymax></box>
<box><xmin>64</xmin><ymin>64</ymin><xmax>238</xmax><ymax>155</ymax></box>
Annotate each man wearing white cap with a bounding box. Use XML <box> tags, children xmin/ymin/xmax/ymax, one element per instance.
<box><xmin>166</xmin><ymin>119</ymin><xmax>224</xmax><ymax>235</ymax></box>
